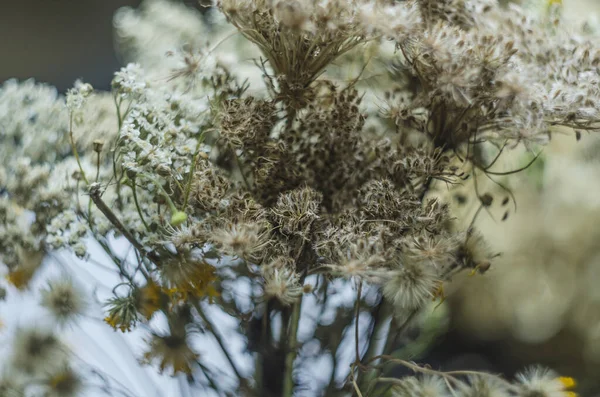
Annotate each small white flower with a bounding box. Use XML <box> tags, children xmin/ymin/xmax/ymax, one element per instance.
<box><xmin>112</xmin><ymin>63</ymin><xmax>147</xmax><ymax>98</ymax></box>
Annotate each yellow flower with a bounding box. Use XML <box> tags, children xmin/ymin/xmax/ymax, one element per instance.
<box><xmin>559</xmin><ymin>377</ymin><xmax>576</xmax><ymax>389</ymax></box>
<box><xmin>6</xmin><ymin>267</ymin><xmax>34</xmax><ymax>290</ymax></box>
<box><xmin>103</xmin><ymin>295</ymin><xmax>138</xmax><ymax>332</ymax></box>
<box><xmin>5</xmin><ymin>248</ymin><xmax>45</xmax><ymax>290</ymax></box>
<box><xmin>104</xmin><ymin>314</ymin><xmax>130</xmax><ymax>332</ymax></box>
<box><xmin>142</xmin><ymin>333</ymin><xmax>199</xmax><ymax>375</ymax></box>
<box><xmin>559</xmin><ymin>376</ymin><xmax>577</xmax><ymax>397</ymax></box>
<box><xmin>136</xmin><ymin>280</ymin><xmax>163</xmax><ymax>320</ymax></box>
<box><xmin>47</xmin><ymin>366</ymin><xmax>82</xmax><ymax>397</ymax></box>
<box><xmin>161</xmin><ymin>260</ymin><xmax>220</xmax><ymax>302</ymax></box>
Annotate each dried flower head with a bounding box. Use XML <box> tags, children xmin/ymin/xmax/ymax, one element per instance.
<box><xmin>459</xmin><ymin>375</ymin><xmax>512</xmax><ymax>397</ymax></box>
<box><xmin>324</xmin><ymin>235</ymin><xmax>388</xmax><ymax>281</ymax></box>
<box><xmin>142</xmin><ymin>332</ymin><xmax>199</xmax><ymax>375</ymax></box>
<box><xmin>11</xmin><ymin>328</ymin><xmax>68</xmax><ymax>375</ymax></box>
<box><xmin>159</xmin><ymin>258</ymin><xmax>219</xmax><ymax>301</ymax></box>
<box><xmin>261</xmin><ymin>257</ymin><xmax>303</xmax><ymax>305</ymax></box>
<box><xmin>40</xmin><ymin>278</ymin><xmax>86</xmax><ymax>325</ymax></box>
<box><xmin>217</xmin><ymin>0</ymin><xmax>369</xmax><ymax>109</ymax></box>
<box><xmin>403</xmin><ymin>232</ymin><xmax>460</xmax><ymax>269</ymax></box>
<box><xmin>270</xmin><ymin>186</ymin><xmax>322</xmax><ymax>239</ymax></box>
<box><xmin>391</xmin><ymin>374</ymin><xmax>449</xmax><ymax>397</ymax></box>
<box><xmin>382</xmin><ymin>261</ymin><xmax>440</xmax><ymax>311</ymax></box>
<box><xmin>135</xmin><ymin>279</ymin><xmax>164</xmax><ymax>320</ymax></box>
<box><xmin>44</xmin><ymin>365</ymin><xmax>83</xmax><ymax>397</ymax></box>
<box><xmin>211</xmin><ymin>221</ymin><xmax>272</xmax><ymax>261</ymax></box>
<box><xmin>516</xmin><ymin>367</ymin><xmax>577</xmax><ymax>397</ymax></box>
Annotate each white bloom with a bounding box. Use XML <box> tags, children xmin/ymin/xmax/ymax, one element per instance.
<box><xmin>112</xmin><ymin>63</ymin><xmax>147</xmax><ymax>98</ymax></box>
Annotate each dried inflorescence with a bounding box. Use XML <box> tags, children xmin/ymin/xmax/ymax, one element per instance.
<box><xmin>1</xmin><ymin>0</ymin><xmax>598</xmax><ymax>395</ymax></box>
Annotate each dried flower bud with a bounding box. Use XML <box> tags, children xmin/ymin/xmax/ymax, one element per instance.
<box><xmin>104</xmin><ymin>295</ymin><xmax>138</xmax><ymax>332</ymax></box>
<box><xmin>274</xmin><ymin>0</ymin><xmax>311</xmax><ymax>31</ymax></box>
<box><xmin>170</xmin><ymin>211</ymin><xmax>188</xmax><ymax>227</ymax></box>
<box><xmin>92</xmin><ymin>140</ymin><xmax>104</xmax><ymax>153</ymax></box>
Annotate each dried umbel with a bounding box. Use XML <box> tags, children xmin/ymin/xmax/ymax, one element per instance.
<box><xmin>270</xmin><ymin>186</ymin><xmax>322</xmax><ymax>239</ymax></box>
<box><xmin>1</xmin><ymin>0</ymin><xmax>597</xmax><ymax>395</ymax></box>
<box><xmin>217</xmin><ymin>0</ymin><xmax>370</xmax><ymax>110</ymax></box>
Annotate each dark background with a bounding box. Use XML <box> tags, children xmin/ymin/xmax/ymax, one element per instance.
<box><xmin>0</xmin><ymin>0</ymin><xmax>147</xmax><ymax>91</ymax></box>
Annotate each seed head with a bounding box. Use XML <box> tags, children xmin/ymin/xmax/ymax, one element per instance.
<box><xmin>212</xmin><ymin>221</ymin><xmax>272</xmax><ymax>262</ymax></box>
<box><xmin>40</xmin><ymin>278</ymin><xmax>86</xmax><ymax>326</ymax></box>
<box><xmin>45</xmin><ymin>366</ymin><xmax>83</xmax><ymax>397</ymax></box>
<box><xmin>383</xmin><ymin>261</ymin><xmax>440</xmax><ymax>311</ymax></box>
<box><xmin>391</xmin><ymin>374</ymin><xmax>449</xmax><ymax>397</ymax></box>
<box><xmin>261</xmin><ymin>257</ymin><xmax>303</xmax><ymax>305</ymax></box>
<box><xmin>11</xmin><ymin>328</ymin><xmax>68</xmax><ymax>376</ymax></box>
<box><xmin>516</xmin><ymin>367</ymin><xmax>577</xmax><ymax>397</ymax></box>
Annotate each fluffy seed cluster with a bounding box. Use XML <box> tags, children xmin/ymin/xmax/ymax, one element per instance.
<box><xmin>1</xmin><ymin>0</ymin><xmax>598</xmax><ymax>395</ymax></box>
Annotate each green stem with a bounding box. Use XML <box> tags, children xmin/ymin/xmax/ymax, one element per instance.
<box><xmin>283</xmin><ymin>298</ymin><xmax>302</xmax><ymax>397</ymax></box>
<box><xmin>141</xmin><ymin>174</ymin><xmax>179</xmax><ymax>214</ymax></box>
<box><xmin>356</xmin><ymin>300</ymin><xmax>393</xmax><ymax>393</ymax></box>
<box><xmin>69</xmin><ymin>114</ymin><xmax>89</xmax><ymax>185</ymax></box>
<box><xmin>130</xmin><ymin>180</ymin><xmax>150</xmax><ymax>231</ymax></box>
<box><xmin>88</xmin><ymin>184</ymin><xmax>160</xmax><ymax>264</ymax></box>
<box><xmin>112</xmin><ymin>95</ymin><xmax>124</xmax><ymax>209</ymax></box>
<box><xmin>183</xmin><ymin>138</ymin><xmax>204</xmax><ymax>210</ymax></box>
